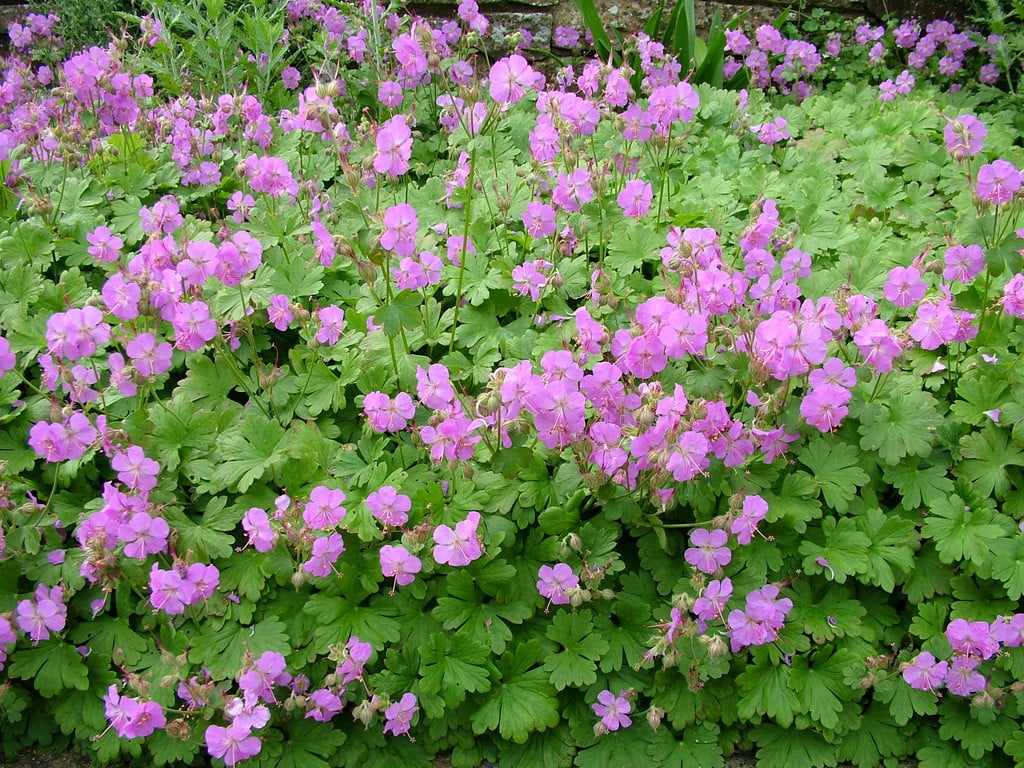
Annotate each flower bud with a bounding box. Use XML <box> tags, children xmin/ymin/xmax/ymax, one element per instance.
<box><xmin>593</xmin><ymin>721</ymin><xmax>609</xmax><ymax>738</ymax></box>
<box><xmin>597</xmin><ymin>589</ymin><xmax>616</xmax><ymax>601</ymax></box>
<box><xmin>291</xmin><ymin>570</ymin><xmax>308</xmax><ymax>590</ymax></box>
<box><xmin>166</xmin><ymin>718</ymin><xmax>190</xmax><ymax>739</ymax></box>
<box><xmin>646</xmin><ymin>706</ymin><xmax>665</xmax><ymax>731</ymax></box>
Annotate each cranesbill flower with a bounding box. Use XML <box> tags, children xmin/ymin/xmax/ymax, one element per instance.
<box><xmin>206</xmin><ymin>723</ymin><xmax>262</xmax><ymax>765</ymax></box>
<box><xmin>366</xmin><ymin>486</ymin><xmax>412</xmax><ymax>527</ymax></box>
<box><xmin>976</xmin><ymin>159</ymin><xmax>1021</xmax><ymax>204</ymax></box>
<box><xmin>853</xmin><ymin>319</ymin><xmax>902</xmax><ymax>372</ymax></box>
<box><xmin>306</xmin><ymin>689</ymin><xmax>344</xmax><ymax>722</ymax></box>
<box><xmin>882</xmin><ymin>266</ymin><xmax>927</xmax><ymax>308</ymax></box>
<box><xmin>693</xmin><ymin>577</ymin><xmax>733</xmax><ymax>621</ymax></box>
<box><xmin>373</xmin><ymin>115</ymin><xmax>412</xmax><ymax>178</ymax></box>
<box><xmin>592</xmin><ymin>690</ymin><xmax>631</xmax><ymax>732</ymax></box>
<box><xmin>303</xmin><ymin>486</ymin><xmax>347</xmax><ymax>529</ymax></box>
<box><xmin>16</xmin><ymin>584</ymin><xmax>66</xmax><ymax>643</ymax></box>
<box><xmin>488</xmin><ymin>54</ymin><xmax>537</xmax><ymax>105</ymax></box>
<box><xmin>617</xmin><ymin>179</ymin><xmax>653</xmax><ymax>218</ymax></box>
<box><xmin>380</xmin><ymin>203</ymin><xmax>418</xmax><ymax>256</ymax></box>
<box><xmin>731</xmin><ymin>495</ymin><xmax>768</xmax><ymax>545</ymax></box>
<box><xmin>315</xmin><ymin>305</ymin><xmax>345</xmax><ymax>345</ymax></box>
<box><xmin>301</xmin><ymin>533</ymin><xmax>345</xmax><ymax>577</ymax></box>
<box><xmin>364</xmin><ymin>391</ymin><xmax>415</xmax><ymax>432</ymax></box>
<box><xmin>942</xmin><ymin>243</ymin><xmax>985</xmax><ymax>283</ymax></box>
<box><xmin>433</xmin><ymin>511</ymin><xmax>482</xmax><ymax>566</ymax></box>
<box><xmin>800</xmin><ymin>384</ymin><xmax>851</xmax><ymax>433</ymax></box>
<box><xmin>242</xmin><ymin>508</ymin><xmax>276</xmax><ymax>552</ymax></box>
<box><xmin>536</xmin><ymin>563</ymin><xmax>579</xmax><ymax>606</ymax></box>
<box><xmin>945</xmin><ymin>655</ymin><xmax>987</xmax><ymax>696</ymax></box>
<box><xmin>946</xmin><ymin>618</ymin><xmax>999</xmax><ymax>659</ymax></box>
<box><xmin>902</xmin><ymin>651</ymin><xmax>948</xmax><ymax>691</ymax></box>
<box><xmin>415</xmin><ymin>364</ymin><xmax>455</xmax><ymax>410</ymax></box>
<box><xmin>380</xmin><ymin>544</ymin><xmax>422</xmax><ymax>589</ymax></box>
<box><xmin>119</xmin><ymin>512</ymin><xmax>169</xmax><ymax>559</ymax></box>
<box><xmin>943</xmin><ymin>114</ymin><xmax>986</xmax><ymax>160</ymax></box>
<box><xmin>685</xmin><ymin>528</ymin><xmax>732</xmax><ymax>574</ymax></box>
<box><xmin>383</xmin><ymin>692</ymin><xmax>418</xmax><ymax>737</ymax></box>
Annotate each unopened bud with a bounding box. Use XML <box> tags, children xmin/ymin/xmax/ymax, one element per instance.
<box><xmin>568</xmin><ymin>588</ymin><xmax>587</xmax><ymax>608</ymax></box>
<box><xmin>593</xmin><ymin>721</ymin><xmax>609</xmax><ymax>738</ymax></box>
<box><xmin>701</xmin><ymin>634</ymin><xmax>728</xmax><ymax>659</ymax></box>
<box><xmin>291</xmin><ymin>570</ymin><xmax>308</xmax><ymax>589</ymax></box>
<box><xmin>160</xmin><ymin>675</ymin><xmax>177</xmax><ymax>688</ymax></box>
<box><xmin>646</xmin><ymin>706</ymin><xmax>665</xmax><ymax>731</ymax></box>
<box><xmin>971</xmin><ymin>689</ymin><xmax>996</xmax><ymax>709</ymax></box>
<box><xmin>597</xmin><ymin>589</ymin><xmax>616</xmax><ymax>601</ymax></box>
<box><xmin>567</xmin><ymin>533</ymin><xmax>582</xmax><ymax>551</ymax></box>
<box><xmin>352</xmin><ymin>698</ymin><xmax>376</xmax><ymax>727</ymax></box>
<box><xmin>671</xmin><ymin>593</ymin><xmax>694</xmax><ymax>611</ymax></box>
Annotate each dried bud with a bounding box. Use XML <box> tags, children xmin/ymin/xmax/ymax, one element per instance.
<box><xmin>165</xmin><ymin>718</ymin><xmax>190</xmax><ymax>739</ymax></box>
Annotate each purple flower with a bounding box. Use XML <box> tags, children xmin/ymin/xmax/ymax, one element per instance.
<box><xmin>384</xmin><ymin>692</ymin><xmax>418</xmax><ymax>737</ymax></box>
<box><xmin>380</xmin><ymin>203</ymin><xmax>418</xmax><ymax>256</ymax></box>
<box><xmin>536</xmin><ymin>563</ymin><xmax>579</xmax><ymax>606</ymax></box>
<box><xmin>617</xmin><ymin>179</ymin><xmax>653</xmax><ymax>218</ymax></box>
<box><xmin>976</xmin><ymin>159</ymin><xmax>1021</xmax><ymax>204</ymax></box>
<box><xmin>489</xmin><ymin>54</ymin><xmax>537</xmax><ymax>105</ymax></box>
<box><xmin>363</xmin><ymin>391</ymin><xmax>416</xmax><ymax>432</ymax></box>
<box><xmin>693</xmin><ymin>577</ymin><xmax>734</xmax><ymax>623</ymax></box>
<box><xmin>366</xmin><ymin>486</ymin><xmax>412</xmax><ymax>527</ymax></box>
<box><xmin>301</xmin><ymin>532</ymin><xmax>346</xmax><ymax>578</ymax></box>
<box><xmin>730</xmin><ymin>495</ymin><xmax>768</xmax><ymax>545</ymax></box>
<box><xmin>373</xmin><ymin>115</ymin><xmax>412</xmax><ymax>178</ymax></box>
<box><xmin>943</xmin><ymin>114</ymin><xmax>986</xmax><ymax>160</ymax></box>
<box><xmin>303</xmin><ymin>485</ymin><xmax>347</xmax><ymax>529</ymax></box>
<box><xmin>946</xmin><ymin>618</ymin><xmax>999</xmax><ymax>659</ymax></box>
<box><xmin>944</xmin><ymin>655</ymin><xmax>986</xmax><ymax>696</ymax></box>
<box><xmin>379</xmin><ymin>544</ymin><xmax>422</xmax><ymax>588</ymax></box>
<box><xmin>205</xmin><ymin>723</ymin><xmax>262</xmax><ymax>765</ymax></box>
<box><xmin>592</xmin><ymin>689</ymin><xmax>632</xmax><ymax>732</ymax></box>
<box><xmin>684</xmin><ymin>528</ymin><xmax>732</xmax><ymax>574</ymax></box>
<box><xmin>902</xmin><ymin>651</ymin><xmax>948</xmax><ymax>691</ymax></box>
<box><xmin>433</xmin><ymin>511</ymin><xmax>482</xmax><ymax>566</ymax></box>
<box><xmin>16</xmin><ymin>584</ymin><xmax>66</xmax><ymax>643</ymax></box>
<box><xmin>305</xmin><ymin>688</ymin><xmax>344</xmax><ymax>722</ymax></box>
<box><xmin>119</xmin><ymin>512</ymin><xmax>170</xmax><ymax>559</ymax></box>
<box><xmin>242</xmin><ymin>508</ymin><xmax>276</xmax><ymax>552</ymax></box>
<box><xmin>882</xmin><ymin>266</ymin><xmax>927</xmax><ymax>308</ymax></box>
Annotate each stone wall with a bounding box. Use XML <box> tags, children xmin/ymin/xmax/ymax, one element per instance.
<box><xmin>408</xmin><ymin>0</ymin><xmax>870</xmax><ymax>56</ymax></box>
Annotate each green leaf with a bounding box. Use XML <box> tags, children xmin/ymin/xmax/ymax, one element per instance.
<box><xmin>606</xmin><ymin>222</ymin><xmax>663</xmax><ymax>274</ymax></box>
<box><xmin>957</xmin><ymin>425</ymin><xmax>1024</xmax><ymax>499</ymax></box>
<box><xmin>854</xmin><ymin>507</ymin><xmax>919</xmax><ymax>592</ymax></box>
<box><xmin>939</xmin><ymin>698</ymin><xmax>1020</xmax><ymax>761</ymax></box>
<box><xmin>857</xmin><ymin>388</ymin><xmax>943</xmax><ymax>465</ymax></box>
<box><xmin>922</xmin><ymin>494</ymin><xmax>1010</xmax><ymax>568</ymax></box>
<box><xmin>377</xmin><ymin>292</ymin><xmax>422</xmax><ymax>338</ymax></box>
<box><xmin>874</xmin><ymin>674</ymin><xmax>937</xmax><ymax>725</ymax></box>
<box><xmin>8</xmin><ymin>641</ymin><xmax>90</xmax><ymax>698</ymax></box>
<box><xmin>575</xmin><ymin>726</ymin><xmax>654</xmax><ymax>768</ymax></box>
<box><xmin>737</xmin><ymin>661</ymin><xmax>801</xmax><ymax>728</ymax></box>
<box><xmin>750</xmin><ymin>723</ymin><xmax>837</xmax><ymax>768</ymax></box>
<box><xmin>647</xmin><ymin>723</ymin><xmax>723</xmax><ymax>767</ymax></box>
<box><xmin>882</xmin><ymin>459</ymin><xmax>954</xmax><ymax>510</ymax></box>
<box><xmin>788</xmin><ymin>648</ymin><xmax>859</xmax><ymax>731</ymax></box>
<box><xmin>220</xmin><ymin>551</ymin><xmax>268</xmax><ymax>602</ymax></box>
<box><xmin>795</xmin><ymin>438</ymin><xmax>869</xmax><ymax>513</ymax></box>
<box><xmin>800</xmin><ymin>517</ymin><xmax>872</xmax><ymax>583</ymax></box>
<box><xmin>431</xmin><ymin>570</ymin><xmax>530</xmax><ymax>654</ymax></box>
<box><xmin>305</xmin><ymin>594</ymin><xmax>402</xmax><ymax>650</ymax></box>
<box><xmin>149</xmin><ymin>730</ymin><xmax>201</xmax><ymax>766</ymax></box>
<box><xmin>471</xmin><ymin>640</ymin><xmax>561</xmax><ymax>743</ymax></box>
<box><xmin>69</xmin><ymin>616</ymin><xmax>149</xmax><ymax>667</ymax></box>
<box><xmin>418</xmin><ymin>633</ymin><xmax>494</xmax><ymax>708</ymax></box>
<box><xmin>168</xmin><ymin>496</ymin><xmax>241</xmax><ymax>560</ymax></box>
<box><xmin>542</xmin><ymin>609</ymin><xmax>610</xmax><ymax>691</ymax></box>
<box><xmin>835</xmin><ymin>701</ymin><xmax>910</xmax><ymax>768</ymax></box>
<box><xmin>187</xmin><ymin>616</ymin><xmax>291</xmax><ymax>681</ymax></box>
<box><xmin>210</xmin><ymin>411</ymin><xmax>288</xmax><ymax>492</ymax></box>
<box><xmin>992</xmin><ymin>538</ymin><xmax>1024</xmax><ymax>599</ymax></box>
<box><xmin>277</xmin><ymin>718</ymin><xmax>347</xmax><ymax>768</ymax></box>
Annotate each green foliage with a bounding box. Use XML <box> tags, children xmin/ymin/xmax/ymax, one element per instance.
<box><xmin>2</xmin><ymin>2</ymin><xmax>1024</xmax><ymax>767</ymax></box>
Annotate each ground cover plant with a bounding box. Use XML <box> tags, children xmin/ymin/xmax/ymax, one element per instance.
<box><xmin>1</xmin><ymin>1</ymin><xmax>1024</xmax><ymax>766</ymax></box>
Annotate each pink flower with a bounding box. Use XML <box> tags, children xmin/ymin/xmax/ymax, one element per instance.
<box><xmin>489</xmin><ymin>54</ymin><xmax>537</xmax><ymax>105</ymax></box>
<box><xmin>16</xmin><ymin>585</ymin><xmax>66</xmax><ymax>643</ymax></box>
<box><xmin>366</xmin><ymin>486</ymin><xmax>411</xmax><ymax>527</ymax></box>
<box><xmin>684</xmin><ymin>528</ymin><xmax>732</xmax><ymax>574</ymax></box>
<box><xmin>305</xmin><ymin>689</ymin><xmax>343</xmax><ymax>722</ymax></box>
<box><xmin>536</xmin><ymin>563</ymin><xmax>579</xmax><ymax>606</ymax></box>
<box><xmin>87</xmin><ymin>225</ymin><xmax>123</xmax><ymax>262</ymax></box>
<box><xmin>731</xmin><ymin>495</ymin><xmax>768</xmax><ymax>545</ymax></box>
<box><xmin>315</xmin><ymin>305</ymin><xmax>345</xmax><ymax>346</ymax></box>
<box><xmin>943</xmin><ymin>114</ymin><xmax>986</xmax><ymax>160</ymax></box>
<box><xmin>617</xmin><ymin>179</ymin><xmax>653</xmax><ymax>218</ymax></box>
<box><xmin>380</xmin><ymin>203</ymin><xmax>418</xmax><ymax>256</ymax></box>
<box><xmin>302</xmin><ymin>532</ymin><xmax>346</xmax><ymax>577</ymax></box>
<box><xmin>119</xmin><ymin>512</ymin><xmax>169</xmax><ymax>559</ymax></box>
<box><xmin>112</xmin><ymin>445</ymin><xmax>160</xmax><ymax>491</ymax></box>
<box><xmin>380</xmin><ymin>544</ymin><xmax>422</xmax><ymax>588</ymax></box>
<box><xmin>592</xmin><ymin>689</ymin><xmax>631</xmax><ymax>732</ymax></box>
<box><xmin>882</xmin><ymin>266</ymin><xmax>927</xmax><ymax>307</ymax></box>
<box><xmin>205</xmin><ymin>723</ymin><xmax>262</xmax><ymax>765</ymax></box>
<box><xmin>433</xmin><ymin>511</ymin><xmax>482</xmax><ymax>566</ymax></box>
<box><xmin>383</xmin><ymin>692</ymin><xmax>418</xmax><ymax>737</ymax></box>
<box><xmin>242</xmin><ymin>508</ymin><xmax>276</xmax><ymax>552</ymax></box>
<box><xmin>693</xmin><ymin>577</ymin><xmax>733</xmax><ymax>622</ymax></box>
<box><xmin>976</xmin><ymin>159</ymin><xmax>1021</xmax><ymax>204</ymax></box>
<box><xmin>373</xmin><ymin>115</ymin><xmax>413</xmax><ymax>177</ymax></box>
<box><xmin>942</xmin><ymin>244</ymin><xmax>985</xmax><ymax>283</ymax></box>
<box><xmin>303</xmin><ymin>487</ymin><xmax>348</xmax><ymax>528</ymax></box>
<box><xmin>363</xmin><ymin>391</ymin><xmax>415</xmax><ymax>432</ymax></box>
<box><xmin>902</xmin><ymin>651</ymin><xmax>948</xmax><ymax>691</ymax></box>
